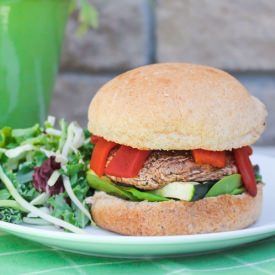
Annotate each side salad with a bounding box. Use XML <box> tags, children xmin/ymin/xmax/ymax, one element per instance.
<box><xmin>0</xmin><ymin>117</ymin><xmax>93</xmax><ymax>233</ymax></box>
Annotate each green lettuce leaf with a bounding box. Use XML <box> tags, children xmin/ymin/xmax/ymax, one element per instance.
<box><xmin>47</xmin><ymin>194</ymin><xmax>89</xmax><ymax>229</ymax></box>
<box><xmin>12</xmin><ymin>124</ymin><xmax>41</xmax><ymax>144</ymax></box>
<box><xmin>48</xmin><ymin>194</ymin><xmax>76</xmax><ymax>225</ymax></box>
<box><xmin>87</xmin><ymin>171</ymin><xmax>136</xmax><ymax>200</ymax></box>
<box><xmin>0</xmin><ymin>189</ymin><xmax>11</xmax><ymax>200</ymax></box>
<box><xmin>0</xmin><ymin>127</ymin><xmax>12</xmax><ymax>148</ymax></box>
<box><xmin>5</xmin><ymin>169</ymin><xmax>39</xmax><ymax>201</ymax></box>
<box><xmin>0</xmin><ymin>208</ymin><xmax>23</xmax><ymax>223</ymax></box>
<box><xmin>120</xmin><ymin>186</ymin><xmax>169</xmax><ymax>202</ymax></box>
<box><xmin>47</xmin><ymin>150</ymin><xmax>92</xmax><ymax>229</ymax></box>
<box><xmin>87</xmin><ymin>171</ymin><xmax>168</xmax><ymax>202</ymax></box>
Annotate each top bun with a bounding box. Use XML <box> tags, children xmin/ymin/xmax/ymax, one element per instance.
<box><xmin>88</xmin><ymin>63</ymin><xmax>267</xmax><ymax>150</ymax></box>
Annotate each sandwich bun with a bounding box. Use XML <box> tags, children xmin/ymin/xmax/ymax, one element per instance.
<box><xmin>88</xmin><ymin>63</ymin><xmax>267</xmax><ymax>151</ymax></box>
<box><xmin>90</xmin><ymin>185</ymin><xmax>263</xmax><ymax>236</ymax></box>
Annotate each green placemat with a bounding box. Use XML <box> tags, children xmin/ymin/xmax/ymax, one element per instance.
<box><xmin>1</xmin><ymin>231</ymin><xmax>275</xmax><ymax>275</ymax></box>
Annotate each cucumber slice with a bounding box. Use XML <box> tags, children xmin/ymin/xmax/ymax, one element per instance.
<box><xmin>192</xmin><ymin>181</ymin><xmax>216</xmax><ymax>201</ymax></box>
<box><xmin>153</xmin><ymin>182</ymin><xmax>196</xmax><ymax>201</ymax></box>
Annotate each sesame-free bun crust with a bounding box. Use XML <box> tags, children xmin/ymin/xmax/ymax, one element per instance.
<box><xmin>90</xmin><ymin>185</ymin><xmax>262</xmax><ymax>236</ymax></box>
<box><xmin>88</xmin><ymin>63</ymin><xmax>267</xmax><ymax>150</ymax></box>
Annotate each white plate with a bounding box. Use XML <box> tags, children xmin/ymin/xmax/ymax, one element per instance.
<box><xmin>0</xmin><ymin>154</ymin><xmax>275</xmax><ymax>258</ymax></box>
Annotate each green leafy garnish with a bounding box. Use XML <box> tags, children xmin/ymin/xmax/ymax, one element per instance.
<box><xmin>0</xmin><ymin>189</ymin><xmax>11</xmax><ymax>200</ymax></box>
<box><xmin>7</xmin><ymin>170</ymin><xmax>39</xmax><ymax>201</ymax></box>
<box><xmin>0</xmin><ymin>127</ymin><xmax>12</xmax><ymax>148</ymax></box>
<box><xmin>0</xmin><ymin>208</ymin><xmax>23</xmax><ymax>224</ymax></box>
<box><xmin>48</xmin><ymin>194</ymin><xmax>89</xmax><ymax>229</ymax></box>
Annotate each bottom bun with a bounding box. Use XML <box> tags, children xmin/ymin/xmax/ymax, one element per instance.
<box><xmin>90</xmin><ymin>185</ymin><xmax>263</xmax><ymax>236</ymax></box>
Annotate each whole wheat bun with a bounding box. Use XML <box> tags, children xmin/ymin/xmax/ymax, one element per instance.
<box><xmin>90</xmin><ymin>185</ymin><xmax>262</xmax><ymax>236</ymax></box>
<box><xmin>88</xmin><ymin>63</ymin><xmax>267</xmax><ymax>150</ymax></box>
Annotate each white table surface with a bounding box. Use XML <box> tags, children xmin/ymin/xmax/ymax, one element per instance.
<box><xmin>254</xmin><ymin>146</ymin><xmax>275</xmax><ymax>157</ymax></box>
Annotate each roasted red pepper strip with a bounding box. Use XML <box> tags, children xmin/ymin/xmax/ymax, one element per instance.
<box><xmin>233</xmin><ymin>147</ymin><xmax>257</xmax><ymax>197</ymax></box>
<box><xmin>90</xmin><ymin>138</ymin><xmax>117</xmax><ymax>176</ymax></box>
<box><xmin>192</xmin><ymin>149</ymin><xmax>226</xmax><ymax>168</ymax></box>
<box><xmin>243</xmin><ymin>145</ymin><xmax>253</xmax><ymax>156</ymax></box>
<box><xmin>105</xmin><ymin>145</ymin><xmax>151</xmax><ymax>178</ymax></box>
<box><xmin>90</xmin><ymin>135</ymin><xmax>101</xmax><ymax>145</ymax></box>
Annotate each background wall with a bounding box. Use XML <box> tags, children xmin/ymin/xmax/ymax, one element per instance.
<box><xmin>51</xmin><ymin>0</ymin><xmax>275</xmax><ymax>145</ymax></box>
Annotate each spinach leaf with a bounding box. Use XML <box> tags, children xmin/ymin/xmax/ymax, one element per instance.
<box><xmin>230</xmin><ymin>187</ymin><xmax>245</xmax><ymax>195</ymax></box>
<box><xmin>120</xmin><ymin>186</ymin><xmax>169</xmax><ymax>202</ymax></box>
<box><xmin>87</xmin><ymin>171</ymin><xmax>168</xmax><ymax>202</ymax></box>
<box><xmin>87</xmin><ymin>171</ymin><xmax>136</xmax><ymax>200</ymax></box>
<box><xmin>205</xmin><ymin>174</ymin><xmax>242</xmax><ymax>198</ymax></box>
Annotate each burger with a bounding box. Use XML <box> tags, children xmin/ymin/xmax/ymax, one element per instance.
<box><xmin>86</xmin><ymin>63</ymin><xmax>267</xmax><ymax>236</ymax></box>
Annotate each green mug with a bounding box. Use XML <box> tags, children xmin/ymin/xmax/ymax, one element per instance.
<box><xmin>0</xmin><ymin>0</ymin><xmax>70</xmax><ymax>128</ymax></box>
